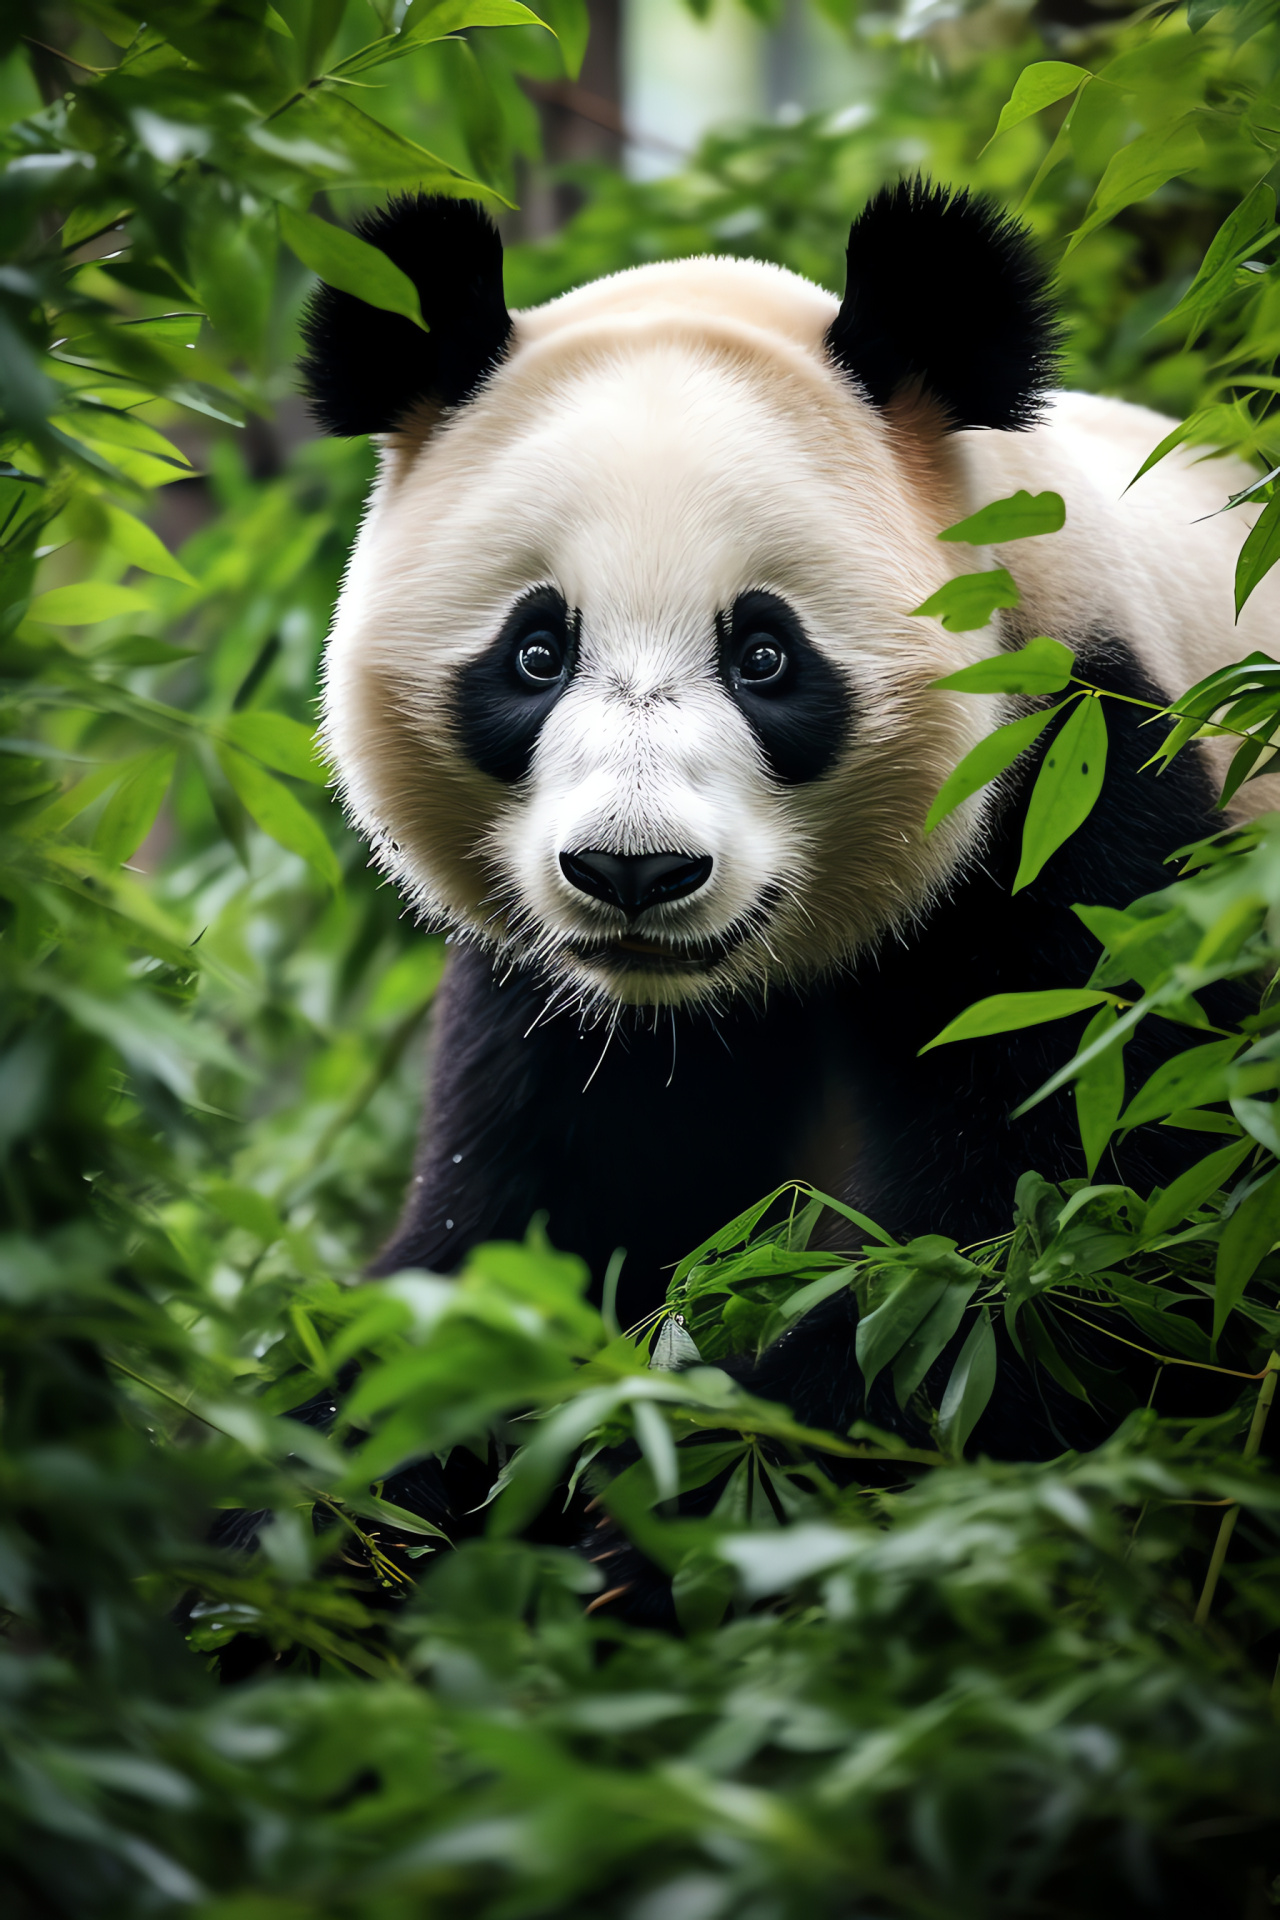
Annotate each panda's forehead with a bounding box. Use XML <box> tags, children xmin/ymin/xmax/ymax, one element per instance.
<box><xmin>373</xmin><ymin>335</ymin><xmax>918</xmax><ymax>658</ymax></box>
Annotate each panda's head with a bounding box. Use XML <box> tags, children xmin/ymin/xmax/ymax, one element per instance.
<box><xmin>306</xmin><ymin>183</ymin><xmax>1057</xmax><ymax>1013</ymax></box>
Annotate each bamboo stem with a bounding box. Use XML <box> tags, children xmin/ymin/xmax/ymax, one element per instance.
<box><xmin>1193</xmin><ymin>1351</ymin><xmax>1278</xmax><ymax>1628</ymax></box>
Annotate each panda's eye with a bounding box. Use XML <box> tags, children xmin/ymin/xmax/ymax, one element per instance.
<box><xmin>516</xmin><ymin>632</ymin><xmax>565</xmax><ymax>685</ymax></box>
<box><xmin>738</xmin><ymin>636</ymin><xmax>788</xmax><ymax>685</ymax></box>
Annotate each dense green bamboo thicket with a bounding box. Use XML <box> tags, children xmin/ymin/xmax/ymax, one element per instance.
<box><xmin>5</xmin><ymin>0</ymin><xmax>1280</xmax><ymax>1913</ymax></box>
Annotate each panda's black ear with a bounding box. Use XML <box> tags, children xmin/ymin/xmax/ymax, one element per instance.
<box><xmin>299</xmin><ymin>194</ymin><xmax>512</xmax><ymax>436</ymax></box>
<box><xmin>825</xmin><ymin>178</ymin><xmax>1060</xmax><ymax>432</ymax></box>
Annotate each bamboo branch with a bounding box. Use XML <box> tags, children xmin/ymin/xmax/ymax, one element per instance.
<box><xmin>1193</xmin><ymin>1349</ymin><xmax>1278</xmax><ymax>1627</ymax></box>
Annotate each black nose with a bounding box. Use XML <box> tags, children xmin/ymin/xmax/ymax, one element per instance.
<box><xmin>559</xmin><ymin>849</ymin><xmax>713</xmax><ymax>914</ymax></box>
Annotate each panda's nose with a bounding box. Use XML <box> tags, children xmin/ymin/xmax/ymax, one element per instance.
<box><xmin>559</xmin><ymin>849</ymin><xmax>713</xmax><ymax>915</ymax></box>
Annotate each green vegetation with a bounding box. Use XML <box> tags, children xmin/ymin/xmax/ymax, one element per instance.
<box><xmin>4</xmin><ymin>0</ymin><xmax>1280</xmax><ymax>1912</ymax></box>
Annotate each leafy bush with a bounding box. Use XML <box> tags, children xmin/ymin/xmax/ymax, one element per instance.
<box><xmin>4</xmin><ymin>0</ymin><xmax>1280</xmax><ymax>1914</ymax></box>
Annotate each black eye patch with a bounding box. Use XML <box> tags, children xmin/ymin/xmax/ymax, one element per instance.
<box><xmin>717</xmin><ymin>591</ymin><xmax>852</xmax><ymax>784</ymax></box>
<box><xmin>454</xmin><ymin>587</ymin><xmax>578</xmax><ymax>783</ymax></box>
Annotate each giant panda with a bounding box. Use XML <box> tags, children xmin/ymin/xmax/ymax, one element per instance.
<box><xmin>301</xmin><ymin>180</ymin><xmax>1279</xmax><ymax>1467</ymax></box>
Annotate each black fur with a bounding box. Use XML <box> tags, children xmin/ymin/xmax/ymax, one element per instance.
<box><xmin>717</xmin><ymin>590</ymin><xmax>853</xmax><ymax>784</ymax></box>
<box><xmin>381</xmin><ymin>634</ymin><xmax>1237</xmax><ymax>1350</ymax></box>
<box><xmin>299</xmin><ymin>194</ymin><xmax>511</xmax><ymax>436</ymax></box>
<box><xmin>826</xmin><ymin>179</ymin><xmax>1061</xmax><ymax>431</ymax></box>
<box><xmin>455</xmin><ymin>588</ymin><xmax>578</xmax><ymax>783</ymax></box>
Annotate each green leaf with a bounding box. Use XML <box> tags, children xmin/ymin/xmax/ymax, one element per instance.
<box><xmin>537</xmin><ymin>0</ymin><xmax>589</xmax><ymax>77</ymax></box>
<box><xmin>1120</xmin><ymin>1037</ymin><xmax>1242</xmax><ymax>1131</ymax></box>
<box><xmin>1143</xmin><ymin>1136</ymin><xmax>1253</xmax><ymax>1240</ymax></box>
<box><xmin>92</xmin><ymin>635</ymin><xmax>197</xmax><ymax>667</ymax></box>
<box><xmin>93</xmin><ymin>751</ymin><xmax>176</xmax><ymax>866</ymax></box>
<box><xmin>910</xmin><ymin>568</ymin><xmax>1020</xmax><ymax>632</ymax></box>
<box><xmin>855</xmin><ymin>1269</ymin><xmax>950</xmax><ymax>1394</ymax></box>
<box><xmin>1214</xmin><ymin>1167</ymin><xmax>1280</xmax><ymax>1343</ymax></box>
<box><xmin>938</xmin><ymin>491</ymin><xmax>1066</xmax><ymax>545</ymax></box>
<box><xmin>1160</xmin><ymin>1108</ymin><xmax>1244</xmax><ymax>1137</ymax></box>
<box><xmin>264</xmin><ymin>93</ymin><xmax>494</xmax><ymax>199</ymax></box>
<box><xmin>1075</xmin><ymin>1002</ymin><xmax>1126</xmax><ymax>1178</ymax></box>
<box><xmin>924</xmin><ymin>705</ymin><xmax>1060</xmax><ymax>834</ymax></box>
<box><xmin>1235</xmin><ymin>494</ymin><xmax>1280</xmax><ymax>620</ymax></box>
<box><xmin>28</xmin><ymin>582</ymin><xmax>151</xmax><ymax>625</ymax></box>
<box><xmin>335</xmin><ymin>0</ymin><xmax>552</xmax><ymax>76</ymax></box>
<box><xmin>1066</xmin><ymin>116</ymin><xmax>1207</xmax><ymax>257</ymax></box>
<box><xmin>891</xmin><ymin>1278</ymin><xmax>980</xmax><ymax>1406</ymax></box>
<box><xmin>205</xmin><ymin>1179</ymin><xmax>285</xmax><ymax>1242</ymax></box>
<box><xmin>921</xmin><ymin>989</ymin><xmax>1115</xmax><ymax>1055</ymax></box>
<box><xmin>1021</xmin><ymin>1303</ymin><xmax>1092</xmax><ymax>1404</ymax></box>
<box><xmin>930</xmin><ymin>635</ymin><xmax>1075</xmax><ymax>696</ymax></box>
<box><xmin>343</xmin><ymin>1489</ymin><xmax>450</xmax><ymax>1541</ymax></box>
<box><xmin>672</xmin><ymin>1547</ymin><xmax>736</xmax><ymax>1634</ymax></box>
<box><xmin>278</xmin><ymin>206</ymin><xmax>426</xmax><ymax>331</ymax></box>
<box><xmin>1158</xmin><ymin>184</ymin><xmax>1278</xmax><ymax>342</ymax></box>
<box><xmin>985</xmin><ymin>61</ymin><xmax>1091</xmax><ymax>145</ymax></box>
<box><xmin>1127</xmin><ymin>401</ymin><xmax>1255</xmax><ymax>492</ymax></box>
<box><xmin>1013</xmin><ymin>694</ymin><xmax>1108</xmax><ymax>893</ymax></box>
<box><xmin>634</xmin><ymin>1400</ymin><xmax>679</xmax><ymax>1502</ymax></box>
<box><xmin>1230</xmin><ymin>1096</ymin><xmax>1280</xmax><ymax>1156</ymax></box>
<box><xmin>218</xmin><ymin>713</ymin><xmax>327</xmax><ymax>786</ymax></box>
<box><xmin>214</xmin><ymin>745</ymin><xmax>341</xmax><ymax>888</ymax></box>
<box><xmin>102</xmin><ymin>505</ymin><xmax>196</xmax><ymax>586</ymax></box>
<box><xmin>937</xmin><ymin>1308</ymin><xmax>997</xmax><ymax>1457</ymax></box>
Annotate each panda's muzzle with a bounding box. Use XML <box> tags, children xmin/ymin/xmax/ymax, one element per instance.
<box><xmin>558</xmin><ymin>849</ymin><xmax>713</xmax><ymax>916</ymax></box>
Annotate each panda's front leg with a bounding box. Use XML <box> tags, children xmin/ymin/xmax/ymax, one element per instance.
<box><xmin>367</xmin><ymin>944</ymin><xmax>833</xmax><ymax>1329</ymax></box>
<box><xmin>368</xmin><ymin>945</ymin><xmax>566</xmax><ymax>1282</ymax></box>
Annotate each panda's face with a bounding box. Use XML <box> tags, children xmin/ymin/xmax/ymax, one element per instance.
<box><xmin>323</xmin><ymin>280</ymin><xmax>996</xmax><ymax>1013</ymax></box>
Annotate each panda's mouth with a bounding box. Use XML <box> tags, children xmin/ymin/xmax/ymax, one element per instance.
<box><xmin>567</xmin><ymin>927</ymin><xmax>746</xmax><ymax>974</ymax></box>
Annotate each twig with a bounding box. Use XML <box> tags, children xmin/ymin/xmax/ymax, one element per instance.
<box><xmin>21</xmin><ymin>36</ymin><xmax>107</xmax><ymax>75</ymax></box>
<box><xmin>1194</xmin><ymin>1349</ymin><xmax>1278</xmax><ymax>1627</ymax></box>
<box><xmin>522</xmin><ymin>78</ymin><xmax>688</xmax><ymax>161</ymax></box>
<box><xmin>1051</xmin><ymin>1302</ymin><xmax>1272</xmax><ymax>1379</ymax></box>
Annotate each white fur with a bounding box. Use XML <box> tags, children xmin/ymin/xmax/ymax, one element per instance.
<box><xmin>321</xmin><ymin>254</ymin><xmax>1280</xmax><ymax>1012</ymax></box>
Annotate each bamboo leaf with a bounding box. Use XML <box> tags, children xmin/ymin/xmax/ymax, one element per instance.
<box><xmin>937</xmin><ymin>1308</ymin><xmax>997</xmax><ymax>1457</ymax></box>
<box><xmin>938</xmin><ymin>491</ymin><xmax>1066</xmax><ymax>545</ymax></box>
<box><xmin>855</xmin><ymin>1270</ymin><xmax>950</xmax><ymax>1394</ymax></box>
<box><xmin>634</xmin><ymin>1400</ymin><xmax>679</xmax><ymax>1503</ymax></box>
<box><xmin>1158</xmin><ymin>183</ymin><xmax>1278</xmax><ymax>342</ymax></box>
<box><xmin>278</xmin><ymin>206</ymin><xmax>426</xmax><ymax>331</ymax></box>
<box><xmin>331</xmin><ymin>0</ymin><xmax>550</xmax><ymax>77</ymax></box>
<box><xmin>1066</xmin><ymin>117</ymin><xmax>1206</xmax><ymax>257</ymax></box>
<box><xmin>985</xmin><ymin>61</ymin><xmax>1091</xmax><ymax>145</ymax></box>
<box><xmin>102</xmin><ymin>504</ymin><xmax>196</xmax><ymax>586</ymax></box>
<box><xmin>1120</xmin><ymin>1037</ymin><xmax>1242</xmax><ymax>1131</ymax></box>
<box><xmin>921</xmin><ymin>988</ymin><xmax>1115</xmax><ymax>1055</ymax></box>
<box><xmin>1235</xmin><ymin>494</ymin><xmax>1280</xmax><ymax>619</ymax></box>
<box><xmin>28</xmin><ymin>582</ymin><xmax>151</xmax><ymax>625</ymax></box>
<box><xmin>92</xmin><ymin>750</ymin><xmax>176</xmax><ymax>866</ymax></box>
<box><xmin>1214</xmin><ymin>1167</ymin><xmax>1280</xmax><ymax>1343</ymax></box>
<box><xmin>930</xmin><ymin>635</ymin><xmax>1074</xmax><ymax>696</ymax></box>
<box><xmin>1074</xmin><ymin>1002</ymin><xmax>1126</xmax><ymax>1178</ymax></box>
<box><xmin>218</xmin><ymin>712</ymin><xmax>328</xmax><ymax>786</ymax></box>
<box><xmin>891</xmin><ymin>1279</ymin><xmax>979</xmax><ymax>1406</ymax></box>
<box><xmin>214</xmin><ymin>745</ymin><xmax>341</xmax><ymax>888</ymax></box>
<box><xmin>1125</xmin><ymin>400</ymin><xmax>1254</xmax><ymax>492</ymax></box>
<box><xmin>1013</xmin><ymin>694</ymin><xmax>1108</xmax><ymax>893</ymax></box>
<box><xmin>910</xmin><ymin>568</ymin><xmax>1020</xmax><ymax>632</ymax></box>
<box><xmin>924</xmin><ymin>706</ymin><xmax>1060</xmax><ymax>834</ymax></box>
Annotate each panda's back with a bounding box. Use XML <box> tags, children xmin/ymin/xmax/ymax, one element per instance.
<box><xmin>960</xmin><ymin>390</ymin><xmax>1280</xmax><ymax>813</ymax></box>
